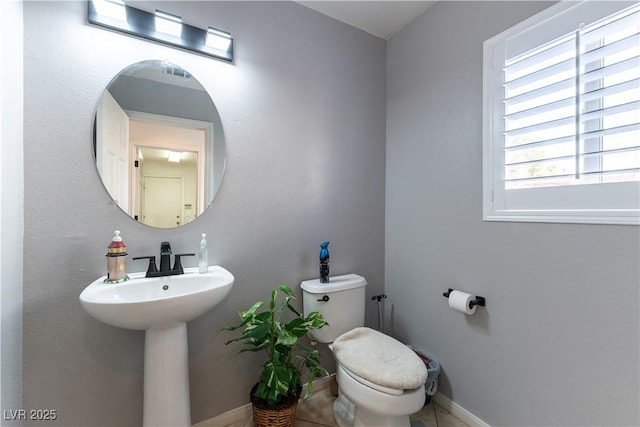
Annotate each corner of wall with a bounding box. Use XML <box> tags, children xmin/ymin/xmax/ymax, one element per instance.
<box><xmin>1</xmin><ymin>0</ymin><xmax>25</xmax><ymax>417</ymax></box>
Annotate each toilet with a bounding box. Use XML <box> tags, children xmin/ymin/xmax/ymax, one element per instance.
<box><xmin>301</xmin><ymin>274</ymin><xmax>428</xmax><ymax>427</ymax></box>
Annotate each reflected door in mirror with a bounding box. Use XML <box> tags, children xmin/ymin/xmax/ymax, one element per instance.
<box><xmin>96</xmin><ymin>90</ymin><xmax>129</xmax><ymax>211</ymax></box>
<box><xmin>142</xmin><ymin>176</ymin><xmax>183</xmax><ymax>227</ymax></box>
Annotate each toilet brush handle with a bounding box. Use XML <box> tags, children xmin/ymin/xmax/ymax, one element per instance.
<box><xmin>371</xmin><ymin>294</ymin><xmax>387</xmax><ymax>332</ymax></box>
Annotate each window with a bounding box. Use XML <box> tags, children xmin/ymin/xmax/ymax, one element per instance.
<box><xmin>483</xmin><ymin>0</ymin><xmax>640</xmax><ymax>225</ymax></box>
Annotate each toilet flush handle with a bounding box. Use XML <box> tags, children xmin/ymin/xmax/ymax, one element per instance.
<box><xmin>317</xmin><ymin>295</ymin><xmax>330</xmax><ymax>302</ymax></box>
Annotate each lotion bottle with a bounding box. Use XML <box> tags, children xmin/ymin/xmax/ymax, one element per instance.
<box><xmin>198</xmin><ymin>233</ymin><xmax>208</xmax><ymax>274</ymax></box>
<box><xmin>105</xmin><ymin>230</ymin><xmax>129</xmax><ymax>283</ymax></box>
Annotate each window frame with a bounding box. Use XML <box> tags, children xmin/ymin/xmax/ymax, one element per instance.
<box><xmin>482</xmin><ymin>0</ymin><xmax>640</xmax><ymax>225</ymax></box>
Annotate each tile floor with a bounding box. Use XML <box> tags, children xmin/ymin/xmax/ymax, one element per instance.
<box><xmin>234</xmin><ymin>386</ymin><xmax>469</xmax><ymax>427</ymax></box>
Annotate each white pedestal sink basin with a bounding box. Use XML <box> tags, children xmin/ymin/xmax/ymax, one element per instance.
<box><xmin>80</xmin><ymin>266</ymin><xmax>234</xmax><ymax>427</ymax></box>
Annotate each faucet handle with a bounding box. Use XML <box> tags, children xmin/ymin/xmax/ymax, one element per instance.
<box><xmin>132</xmin><ymin>256</ymin><xmax>158</xmax><ymax>276</ymax></box>
<box><xmin>173</xmin><ymin>253</ymin><xmax>195</xmax><ymax>274</ymax></box>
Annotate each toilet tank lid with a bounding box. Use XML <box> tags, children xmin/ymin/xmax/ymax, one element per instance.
<box><xmin>301</xmin><ymin>274</ymin><xmax>367</xmax><ymax>294</ymax></box>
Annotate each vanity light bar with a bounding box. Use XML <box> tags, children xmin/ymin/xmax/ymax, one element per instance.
<box><xmin>87</xmin><ymin>0</ymin><xmax>233</xmax><ymax>62</ymax></box>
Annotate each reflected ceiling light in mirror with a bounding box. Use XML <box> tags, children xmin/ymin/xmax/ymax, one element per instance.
<box><xmin>87</xmin><ymin>0</ymin><xmax>233</xmax><ymax>62</ymax></box>
<box><xmin>167</xmin><ymin>151</ymin><xmax>182</xmax><ymax>163</ymax></box>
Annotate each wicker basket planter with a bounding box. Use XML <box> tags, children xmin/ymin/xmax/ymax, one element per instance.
<box><xmin>250</xmin><ymin>383</ymin><xmax>301</xmax><ymax>427</ymax></box>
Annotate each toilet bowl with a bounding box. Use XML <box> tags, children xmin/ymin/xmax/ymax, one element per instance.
<box><xmin>335</xmin><ymin>363</ymin><xmax>426</xmax><ymax>427</ymax></box>
<box><xmin>301</xmin><ymin>275</ymin><xmax>428</xmax><ymax>427</ymax></box>
<box><xmin>330</xmin><ymin>326</ymin><xmax>427</xmax><ymax>427</ymax></box>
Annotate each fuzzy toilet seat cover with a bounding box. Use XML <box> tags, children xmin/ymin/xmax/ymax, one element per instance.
<box><xmin>332</xmin><ymin>327</ymin><xmax>428</xmax><ymax>390</ymax></box>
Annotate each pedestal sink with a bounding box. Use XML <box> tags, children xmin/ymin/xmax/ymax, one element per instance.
<box><xmin>80</xmin><ymin>266</ymin><xmax>234</xmax><ymax>427</ymax></box>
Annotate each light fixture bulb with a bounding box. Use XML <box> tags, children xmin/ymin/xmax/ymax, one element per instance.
<box><xmin>93</xmin><ymin>0</ymin><xmax>126</xmax><ymax>22</ymax></box>
<box><xmin>206</xmin><ymin>27</ymin><xmax>232</xmax><ymax>52</ymax></box>
<box><xmin>155</xmin><ymin>10</ymin><xmax>182</xmax><ymax>38</ymax></box>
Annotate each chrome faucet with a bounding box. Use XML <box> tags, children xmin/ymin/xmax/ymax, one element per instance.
<box><xmin>133</xmin><ymin>242</ymin><xmax>195</xmax><ymax>277</ymax></box>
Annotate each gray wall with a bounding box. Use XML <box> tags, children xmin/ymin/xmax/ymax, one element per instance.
<box><xmin>22</xmin><ymin>2</ymin><xmax>385</xmax><ymax>425</ymax></box>
<box><xmin>1</xmin><ymin>0</ymin><xmax>24</xmax><ymax>420</ymax></box>
<box><xmin>386</xmin><ymin>2</ymin><xmax>639</xmax><ymax>426</ymax></box>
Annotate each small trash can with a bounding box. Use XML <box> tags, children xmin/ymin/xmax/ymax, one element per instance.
<box><xmin>414</xmin><ymin>350</ymin><xmax>440</xmax><ymax>404</ymax></box>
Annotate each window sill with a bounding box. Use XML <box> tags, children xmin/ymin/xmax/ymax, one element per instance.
<box><xmin>484</xmin><ymin>210</ymin><xmax>640</xmax><ymax>226</ymax></box>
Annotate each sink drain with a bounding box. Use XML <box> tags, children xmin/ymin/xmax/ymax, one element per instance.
<box><xmin>162</xmin><ymin>285</ymin><xmax>169</xmax><ymax>290</ymax></box>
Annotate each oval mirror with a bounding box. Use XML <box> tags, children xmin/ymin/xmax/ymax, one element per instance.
<box><xmin>94</xmin><ymin>60</ymin><xmax>226</xmax><ymax>228</ymax></box>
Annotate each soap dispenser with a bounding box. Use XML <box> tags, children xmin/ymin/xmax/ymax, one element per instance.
<box><xmin>319</xmin><ymin>241</ymin><xmax>330</xmax><ymax>283</ymax></box>
<box><xmin>105</xmin><ymin>230</ymin><xmax>129</xmax><ymax>283</ymax></box>
<box><xmin>198</xmin><ymin>233</ymin><xmax>208</xmax><ymax>274</ymax></box>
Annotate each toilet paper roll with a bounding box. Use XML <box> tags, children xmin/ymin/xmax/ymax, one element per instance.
<box><xmin>448</xmin><ymin>290</ymin><xmax>476</xmax><ymax>315</ymax></box>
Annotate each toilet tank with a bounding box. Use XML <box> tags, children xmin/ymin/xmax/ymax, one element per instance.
<box><xmin>300</xmin><ymin>274</ymin><xmax>367</xmax><ymax>343</ymax></box>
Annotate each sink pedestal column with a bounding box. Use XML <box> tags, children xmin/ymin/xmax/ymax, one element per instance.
<box><xmin>144</xmin><ymin>323</ymin><xmax>191</xmax><ymax>427</ymax></box>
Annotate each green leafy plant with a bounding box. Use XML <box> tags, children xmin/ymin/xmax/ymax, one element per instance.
<box><xmin>223</xmin><ymin>285</ymin><xmax>329</xmax><ymax>406</ymax></box>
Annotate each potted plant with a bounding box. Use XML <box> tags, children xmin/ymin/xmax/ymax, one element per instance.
<box><xmin>223</xmin><ymin>284</ymin><xmax>329</xmax><ymax>427</ymax></box>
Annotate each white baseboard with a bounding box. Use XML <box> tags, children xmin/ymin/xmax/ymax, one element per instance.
<box><xmin>432</xmin><ymin>392</ymin><xmax>490</xmax><ymax>427</ymax></box>
<box><xmin>193</xmin><ymin>375</ymin><xmax>335</xmax><ymax>427</ymax></box>
<box><xmin>194</xmin><ymin>378</ymin><xmax>489</xmax><ymax>427</ymax></box>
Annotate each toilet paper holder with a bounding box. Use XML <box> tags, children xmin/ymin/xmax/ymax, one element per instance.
<box><xmin>442</xmin><ymin>288</ymin><xmax>486</xmax><ymax>308</ymax></box>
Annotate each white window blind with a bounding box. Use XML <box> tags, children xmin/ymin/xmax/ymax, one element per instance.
<box><xmin>483</xmin><ymin>0</ymin><xmax>640</xmax><ymax>225</ymax></box>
